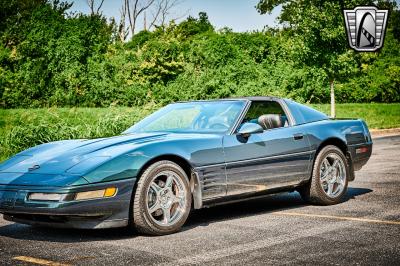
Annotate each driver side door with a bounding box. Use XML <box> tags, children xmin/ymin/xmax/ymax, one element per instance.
<box><xmin>222</xmin><ymin>100</ymin><xmax>312</xmax><ymax>197</ymax></box>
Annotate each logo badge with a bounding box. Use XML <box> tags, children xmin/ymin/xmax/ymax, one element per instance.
<box><xmin>343</xmin><ymin>6</ymin><xmax>389</xmax><ymax>52</ymax></box>
<box><xmin>28</xmin><ymin>164</ymin><xmax>40</xmax><ymax>171</ymax></box>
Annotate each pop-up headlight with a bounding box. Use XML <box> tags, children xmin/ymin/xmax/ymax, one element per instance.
<box><xmin>66</xmin><ymin>156</ymin><xmax>111</xmax><ymax>174</ymax></box>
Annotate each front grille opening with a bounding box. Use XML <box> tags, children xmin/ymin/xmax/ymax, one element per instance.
<box><xmin>4</xmin><ymin>213</ymin><xmax>104</xmax><ymax>223</ymax></box>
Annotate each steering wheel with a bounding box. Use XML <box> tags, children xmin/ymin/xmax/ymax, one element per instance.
<box><xmin>192</xmin><ymin>115</ymin><xmax>207</xmax><ymax>130</ymax></box>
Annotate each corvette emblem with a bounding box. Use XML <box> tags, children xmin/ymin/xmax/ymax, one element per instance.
<box><xmin>343</xmin><ymin>6</ymin><xmax>389</xmax><ymax>52</ymax></box>
<box><xmin>28</xmin><ymin>164</ymin><xmax>40</xmax><ymax>171</ymax></box>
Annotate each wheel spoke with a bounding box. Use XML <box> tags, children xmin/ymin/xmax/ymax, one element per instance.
<box><xmin>320</xmin><ymin>169</ymin><xmax>330</xmax><ymax>181</ymax></box>
<box><xmin>320</xmin><ymin>162</ymin><xmax>330</xmax><ymax>181</ymax></box>
<box><xmin>163</xmin><ymin>207</ymin><xmax>171</xmax><ymax>224</ymax></box>
<box><xmin>321</xmin><ymin>159</ymin><xmax>329</xmax><ymax>171</ymax></box>
<box><xmin>339</xmin><ymin>176</ymin><xmax>345</xmax><ymax>185</ymax></box>
<box><xmin>165</xmin><ymin>175</ymin><xmax>174</xmax><ymax>189</ymax></box>
<box><xmin>332</xmin><ymin>159</ymin><xmax>339</xmax><ymax>169</ymax></box>
<box><xmin>150</xmin><ymin>182</ymin><xmax>162</xmax><ymax>193</ymax></box>
<box><xmin>335</xmin><ymin>182</ymin><xmax>343</xmax><ymax>192</ymax></box>
<box><xmin>327</xmin><ymin>183</ymin><xmax>334</xmax><ymax>195</ymax></box>
<box><xmin>173</xmin><ymin>194</ymin><xmax>185</xmax><ymax>207</ymax></box>
<box><xmin>148</xmin><ymin>202</ymin><xmax>161</xmax><ymax>214</ymax></box>
<box><xmin>320</xmin><ymin>159</ymin><xmax>330</xmax><ymax>180</ymax></box>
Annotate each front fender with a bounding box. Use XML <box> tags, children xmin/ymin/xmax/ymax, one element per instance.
<box><xmin>82</xmin><ymin>135</ymin><xmax>223</xmax><ymax>210</ymax></box>
<box><xmin>83</xmin><ymin>135</ymin><xmax>223</xmax><ymax>184</ymax></box>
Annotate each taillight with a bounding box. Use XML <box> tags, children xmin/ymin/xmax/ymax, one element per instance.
<box><xmin>356</xmin><ymin>147</ymin><xmax>369</xmax><ymax>154</ymax></box>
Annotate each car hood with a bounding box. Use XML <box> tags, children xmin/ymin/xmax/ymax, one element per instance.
<box><xmin>0</xmin><ymin>132</ymin><xmax>167</xmax><ymax>185</ymax></box>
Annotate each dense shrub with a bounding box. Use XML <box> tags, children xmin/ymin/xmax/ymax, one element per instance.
<box><xmin>0</xmin><ymin>1</ymin><xmax>399</xmax><ymax>108</ymax></box>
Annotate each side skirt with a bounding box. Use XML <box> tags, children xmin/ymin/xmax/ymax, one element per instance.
<box><xmin>200</xmin><ymin>185</ymin><xmax>299</xmax><ymax>209</ymax></box>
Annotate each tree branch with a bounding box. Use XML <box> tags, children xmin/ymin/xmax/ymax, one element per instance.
<box><xmin>148</xmin><ymin>0</ymin><xmax>185</xmax><ymax>30</ymax></box>
<box><xmin>86</xmin><ymin>0</ymin><xmax>105</xmax><ymax>15</ymax></box>
<box><xmin>96</xmin><ymin>0</ymin><xmax>105</xmax><ymax>13</ymax></box>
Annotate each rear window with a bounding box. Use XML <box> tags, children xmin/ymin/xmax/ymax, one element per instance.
<box><xmin>285</xmin><ymin>99</ymin><xmax>328</xmax><ymax>125</ymax></box>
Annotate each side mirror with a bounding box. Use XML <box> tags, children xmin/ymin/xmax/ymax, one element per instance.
<box><xmin>237</xmin><ymin>123</ymin><xmax>264</xmax><ymax>138</ymax></box>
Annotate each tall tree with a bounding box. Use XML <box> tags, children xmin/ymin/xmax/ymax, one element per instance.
<box><xmin>125</xmin><ymin>0</ymin><xmax>155</xmax><ymax>36</ymax></box>
<box><xmin>119</xmin><ymin>0</ymin><xmax>185</xmax><ymax>40</ymax></box>
<box><xmin>119</xmin><ymin>0</ymin><xmax>129</xmax><ymax>41</ymax></box>
<box><xmin>148</xmin><ymin>0</ymin><xmax>186</xmax><ymax>30</ymax></box>
<box><xmin>256</xmin><ymin>0</ymin><xmax>367</xmax><ymax>117</ymax></box>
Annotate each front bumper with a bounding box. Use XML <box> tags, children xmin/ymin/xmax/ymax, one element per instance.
<box><xmin>0</xmin><ymin>178</ymin><xmax>136</xmax><ymax>229</ymax></box>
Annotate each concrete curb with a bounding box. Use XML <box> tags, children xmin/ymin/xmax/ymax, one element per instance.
<box><xmin>370</xmin><ymin>128</ymin><xmax>400</xmax><ymax>139</ymax></box>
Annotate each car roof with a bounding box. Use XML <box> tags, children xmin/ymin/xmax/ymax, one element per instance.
<box><xmin>176</xmin><ymin>96</ymin><xmax>284</xmax><ymax>103</ymax></box>
<box><xmin>224</xmin><ymin>96</ymin><xmax>283</xmax><ymax>101</ymax></box>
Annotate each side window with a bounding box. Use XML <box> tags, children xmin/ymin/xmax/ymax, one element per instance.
<box><xmin>241</xmin><ymin>101</ymin><xmax>289</xmax><ymax>130</ymax></box>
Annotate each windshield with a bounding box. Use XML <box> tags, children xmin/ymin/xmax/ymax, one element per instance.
<box><xmin>124</xmin><ymin>101</ymin><xmax>246</xmax><ymax>134</ymax></box>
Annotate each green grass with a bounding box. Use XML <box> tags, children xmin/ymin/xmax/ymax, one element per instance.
<box><xmin>310</xmin><ymin>103</ymin><xmax>400</xmax><ymax>129</ymax></box>
<box><xmin>0</xmin><ymin>106</ymin><xmax>157</xmax><ymax>161</ymax></box>
<box><xmin>0</xmin><ymin>103</ymin><xmax>399</xmax><ymax>161</ymax></box>
<box><xmin>0</xmin><ymin>106</ymin><xmax>154</xmax><ymax>136</ymax></box>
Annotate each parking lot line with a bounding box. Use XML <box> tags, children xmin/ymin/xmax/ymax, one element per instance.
<box><xmin>274</xmin><ymin>212</ymin><xmax>400</xmax><ymax>225</ymax></box>
<box><xmin>13</xmin><ymin>256</ymin><xmax>71</xmax><ymax>266</ymax></box>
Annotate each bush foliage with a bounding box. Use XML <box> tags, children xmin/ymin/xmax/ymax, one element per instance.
<box><xmin>0</xmin><ymin>1</ymin><xmax>399</xmax><ymax>108</ymax></box>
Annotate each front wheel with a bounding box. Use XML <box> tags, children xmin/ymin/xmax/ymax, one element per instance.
<box><xmin>132</xmin><ymin>160</ymin><xmax>191</xmax><ymax>235</ymax></box>
<box><xmin>298</xmin><ymin>145</ymin><xmax>349</xmax><ymax>205</ymax></box>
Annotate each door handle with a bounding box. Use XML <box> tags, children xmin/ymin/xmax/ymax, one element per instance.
<box><xmin>293</xmin><ymin>133</ymin><xmax>304</xmax><ymax>140</ymax></box>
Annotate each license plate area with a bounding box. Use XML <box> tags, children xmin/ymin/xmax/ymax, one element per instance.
<box><xmin>0</xmin><ymin>191</ymin><xmax>17</xmax><ymax>208</ymax></box>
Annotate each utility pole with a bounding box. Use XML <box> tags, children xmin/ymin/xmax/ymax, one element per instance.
<box><xmin>330</xmin><ymin>79</ymin><xmax>335</xmax><ymax>118</ymax></box>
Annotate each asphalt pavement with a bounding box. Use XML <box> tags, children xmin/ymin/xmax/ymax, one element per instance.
<box><xmin>0</xmin><ymin>136</ymin><xmax>399</xmax><ymax>265</ymax></box>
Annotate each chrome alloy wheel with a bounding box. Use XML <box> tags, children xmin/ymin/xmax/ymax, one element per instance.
<box><xmin>320</xmin><ymin>153</ymin><xmax>346</xmax><ymax>197</ymax></box>
<box><xmin>146</xmin><ymin>170</ymin><xmax>187</xmax><ymax>226</ymax></box>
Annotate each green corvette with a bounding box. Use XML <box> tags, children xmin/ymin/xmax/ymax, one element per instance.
<box><xmin>0</xmin><ymin>97</ymin><xmax>372</xmax><ymax>235</ymax></box>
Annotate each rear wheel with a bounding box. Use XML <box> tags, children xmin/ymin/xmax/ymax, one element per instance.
<box><xmin>298</xmin><ymin>145</ymin><xmax>349</xmax><ymax>205</ymax></box>
<box><xmin>132</xmin><ymin>160</ymin><xmax>191</xmax><ymax>235</ymax></box>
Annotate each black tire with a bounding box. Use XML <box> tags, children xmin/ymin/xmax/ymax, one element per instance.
<box><xmin>298</xmin><ymin>145</ymin><xmax>349</xmax><ymax>205</ymax></box>
<box><xmin>132</xmin><ymin>160</ymin><xmax>191</xmax><ymax>235</ymax></box>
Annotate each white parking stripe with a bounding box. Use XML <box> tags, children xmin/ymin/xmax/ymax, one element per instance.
<box><xmin>160</xmin><ymin>221</ymin><xmax>348</xmax><ymax>265</ymax></box>
<box><xmin>13</xmin><ymin>256</ymin><xmax>71</xmax><ymax>266</ymax></box>
<box><xmin>274</xmin><ymin>212</ymin><xmax>400</xmax><ymax>225</ymax></box>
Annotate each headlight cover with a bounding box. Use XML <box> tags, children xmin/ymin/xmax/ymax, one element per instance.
<box><xmin>66</xmin><ymin>156</ymin><xmax>111</xmax><ymax>174</ymax></box>
<box><xmin>0</xmin><ymin>155</ymin><xmax>31</xmax><ymax>171</ymax></box>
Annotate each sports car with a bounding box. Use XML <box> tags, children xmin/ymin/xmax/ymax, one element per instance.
<box><xmin>0</xmin><ymin>97</ymin><xmax>372</xmax><ymax>235</ymax></box>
